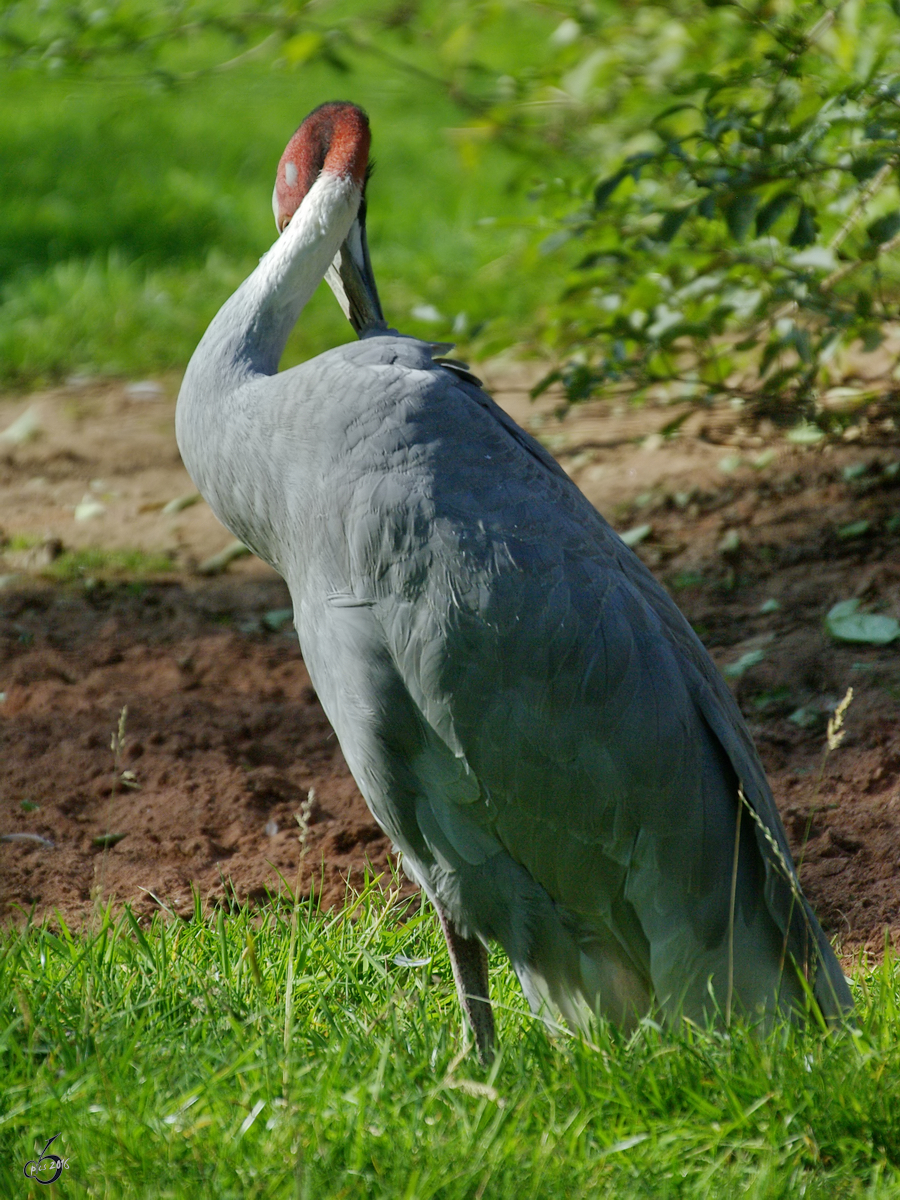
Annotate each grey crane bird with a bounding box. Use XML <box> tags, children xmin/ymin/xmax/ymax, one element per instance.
<box><xmin>176</xmin><ymin>102</ymin><xmax>852</xmax><ymax>1061</ymax></box>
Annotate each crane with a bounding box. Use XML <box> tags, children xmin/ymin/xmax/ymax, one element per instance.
<box><xmin>176</xmin><ymin>101</ymin><xmax>852</xmax><ymax>1061</ymax></box>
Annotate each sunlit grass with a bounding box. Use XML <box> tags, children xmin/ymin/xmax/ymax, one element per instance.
<box><xmin>0</xmin><ymin>253</ymin><xmax>246</xmax><ymax>390</ymax></box>
<box><xmin>1</xmin><ymin>880</ymin><xmax>898</xmax><ymax>1198</ymax></box>
<box><xmin>41</xmin><ymin>547</ymin><xmax>176</xmax><ymax>582</ymax></box>
<box><xmin>2</xmin><ymin>538</ymin><xmax>175</xmax><ymax>583</ymax></box>
<box><xmin>5</xmin><ymin>534</ymin><xmax>41</xmax><ymax>552</ymax></box>
<box><xmin>0</xmin><ymin>14</ymin><xmax>558</xmax><ymax>391</ymax></box>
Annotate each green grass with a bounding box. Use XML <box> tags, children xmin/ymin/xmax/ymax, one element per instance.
<box><xmin>41</xmin><ymin>547</ymin><xmax>175</xmax><ymax>583</ymax></box>
<box><xmin>5</xmin><ymin>534</ymin><xmax>41</xmax><ymax>552</ymax></box>
<box><xmin>0</xmin><ymin>7</ymin><xmax>560</xmax><ymax>390</ymax></box>
<box><xmin>2</xmin><ymin>881</ymin><xmax>899</xmax><ymax>1198</ymax></box>
<box><xmin>2</xmin><ymin>540</ymin><xmax>175</xmax><ymax>585</ymax></box>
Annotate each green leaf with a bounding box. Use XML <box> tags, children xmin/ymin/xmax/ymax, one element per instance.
<box><xmin>263</xmin><ymin>608</ymin><xmax>294</xmax><ymax>631</ymax></box>
<box><xmin>826</xmin><ymin>599</ymin><xmax>900</xmax><ymax>644</ymax></box>
<box><xmin>619</xmin><ymin>523</ymin><xmax>652</xmax><ymax>547</ymax></box>
<box><xmin>652</xmin><ymin>103</ymin><xmax>698</xmax><ymax>124</ymax></box>
<box><xmin>851</xmin><ymin>156</ymin><xmax>888</xmax><ymax>182</ymax></box>
<box><xmin>723</xmin><ymin>649</ymin><xmax>765</xmax><ymax>678</ymax></box>
<box><xmin>657</xmin><ymin>409</ymin><xmax>694</xmax><ymax>438</ymax></box>
<box><xmin>836</xmin><ymin>519</ymin><xmax>871</xmax><ymax>539</ymax></box>
<box><xmin>786</xmin><ymin>421</ymin><xmax>824</xmax><ymax>444</ymax></box>
<box><xmin>755</xmin><ymin>191</ymin><xmax>796</xmax><ymax>235</ymax></box>
<box><xmin>698</xmin><ymin>193</ymin><xmax>717</xmax><ymax>220</ymax></box>
<box><xmin>789</xmin><ymin>204</ymin><xmax>819</xmax><ymax>248</ymax></box>
<box><xmin>530</xmin><ymin>369</ymin><xmax>562</xmax><ymax>401</ymax></box>
<box><xmin>92</xmin><ymin>832</ymin><xmax>128</xmax><ymax>848</ymax></box>
<box><xmin>593</xmin><ymin>171</ymin><xmax>626</xmax><ymax>210</ymax></box>
<box><xmin>282</xmin><ymin>32</ymin><xmax>323</xmax><ymax>65</ymax></box>
<box><xmin>788</xmin><ymin>706</ymin><xmax>821</xmax><ymax>728</ymax></box>
<box><xmin>867</xmin><ymin>210</ymin><xmax>900</xmax><ymax>244</ymax></box>
<box><xmin>656</xmin><ymin>206</ymin><xmax>693</xmax><ymax>243</ymax></box>
<box><xmin>827</xmin><ymin>598</ymin><xmax>861</xmax><ymax>621</ymax></box>
<box><xmin>722</xmin><ymin>192</ymin><xmax>758</xmax><ymax>242</ymax></box>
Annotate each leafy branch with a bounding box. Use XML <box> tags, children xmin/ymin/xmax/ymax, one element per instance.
<box><xmin>513</xmin><ymin>0</ymin><xmax>900</xmax><ymax>421</ymax></box>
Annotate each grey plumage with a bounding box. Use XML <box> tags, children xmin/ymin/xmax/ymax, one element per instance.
<box><xmin>177</xmin><ymin>103</ymin><xmax>852</xmax><ymax>1060</ymax></box>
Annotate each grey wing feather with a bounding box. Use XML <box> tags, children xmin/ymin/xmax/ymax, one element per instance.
<box><xmin>272</xmin><ymin>335</ymin><xmax>850</xmax><ymax>1020</ymax></box>
<box><xmin>605</xmin><ymin>543</ymin><xmax>851</xmax><ymax>1013</ymax></box>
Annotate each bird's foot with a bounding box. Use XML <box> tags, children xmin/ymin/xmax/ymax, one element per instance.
<box><xmin>435</xmin><ymin>905</ymin><xmax>495</xmax><ymax>1065</ymax></box>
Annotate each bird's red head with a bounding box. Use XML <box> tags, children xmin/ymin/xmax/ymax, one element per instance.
<box><xmin>273</xmin><ymin>102</ymin><xmax>371</xmax><ymax>233</ymax></box>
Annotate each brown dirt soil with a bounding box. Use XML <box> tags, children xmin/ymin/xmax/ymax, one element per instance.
<box><xmin>1</xmin><ymin>371</ymin><xmax>899</xmax><ymax>958</ymax></box>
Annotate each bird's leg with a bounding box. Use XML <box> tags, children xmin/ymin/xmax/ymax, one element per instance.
<box><xmin>434</xmin><ymin>905</ymin><xmax>495</xmax><ymax>1065</ymax></box>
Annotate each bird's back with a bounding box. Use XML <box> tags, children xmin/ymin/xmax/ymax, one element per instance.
<box><xmin>191</xmin><ymin>332</ymin><xmax>851</xmax><ymax>1026</ymax></box>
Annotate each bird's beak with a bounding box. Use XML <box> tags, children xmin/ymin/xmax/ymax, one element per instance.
<box><xmin>324</xmin><ymin>201</ymin><xmax>387</xmax><ymax>337</ymax></box>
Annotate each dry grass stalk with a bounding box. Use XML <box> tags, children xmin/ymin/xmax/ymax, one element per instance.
<box><xmin>827</xmin><ymin>687</ymin><xmax>854</xmax><ymax>753</ymax></box>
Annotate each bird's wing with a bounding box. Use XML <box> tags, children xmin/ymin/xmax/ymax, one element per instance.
<box><xmin>274</xmin><ymin>335</ymin><xmax>848</xmax><ymax>1015</ymax></box>
<box><xmin>318</xmin><ymin>343</ymin><xmax>848</xmax><ymax>1013</ymax></box>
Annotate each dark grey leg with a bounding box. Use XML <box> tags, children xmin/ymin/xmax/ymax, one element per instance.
<box><xmin>435</xmin><ymin>904</ymin><xmax>495</xmax><ymax>1064</ymax></box>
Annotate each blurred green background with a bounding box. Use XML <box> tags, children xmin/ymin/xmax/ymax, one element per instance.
<box><xmin>0</xmin><ymin>2</ymin><xmax>556</xmax><ymax>385</ymax></box>
<box><xmin>2</xmin><ymin>0</ymin><xmax>899</xmax><ymax>421</ymax></box>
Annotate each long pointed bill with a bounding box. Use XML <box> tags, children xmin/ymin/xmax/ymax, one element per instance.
<box><xmin>324</xmin><ymin>204</ymin><xmax>387</xmax><ymax>337</ymax></box>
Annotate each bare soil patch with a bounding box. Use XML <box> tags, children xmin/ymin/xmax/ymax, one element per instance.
<box><xmin>1</xmin><ymin>372</ymin><xmax>899</xmax><ymax>956</ymax></box>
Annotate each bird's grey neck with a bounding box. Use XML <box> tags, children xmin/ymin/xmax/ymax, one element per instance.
<box><xmin>191</xmin><ymin>266</ymin><xmax>303</xmax><ymax>388</ymax></box>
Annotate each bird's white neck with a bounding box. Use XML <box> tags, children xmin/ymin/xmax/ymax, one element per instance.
<box><xmin>188</xmin><ymin>169</ymin><xmax>362</xmax><ymax>387</ymax></box>
<box><xmin>175</xmin><ymin>167</ymin><xmax>363</xmax><ymax>570</ymax></box>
